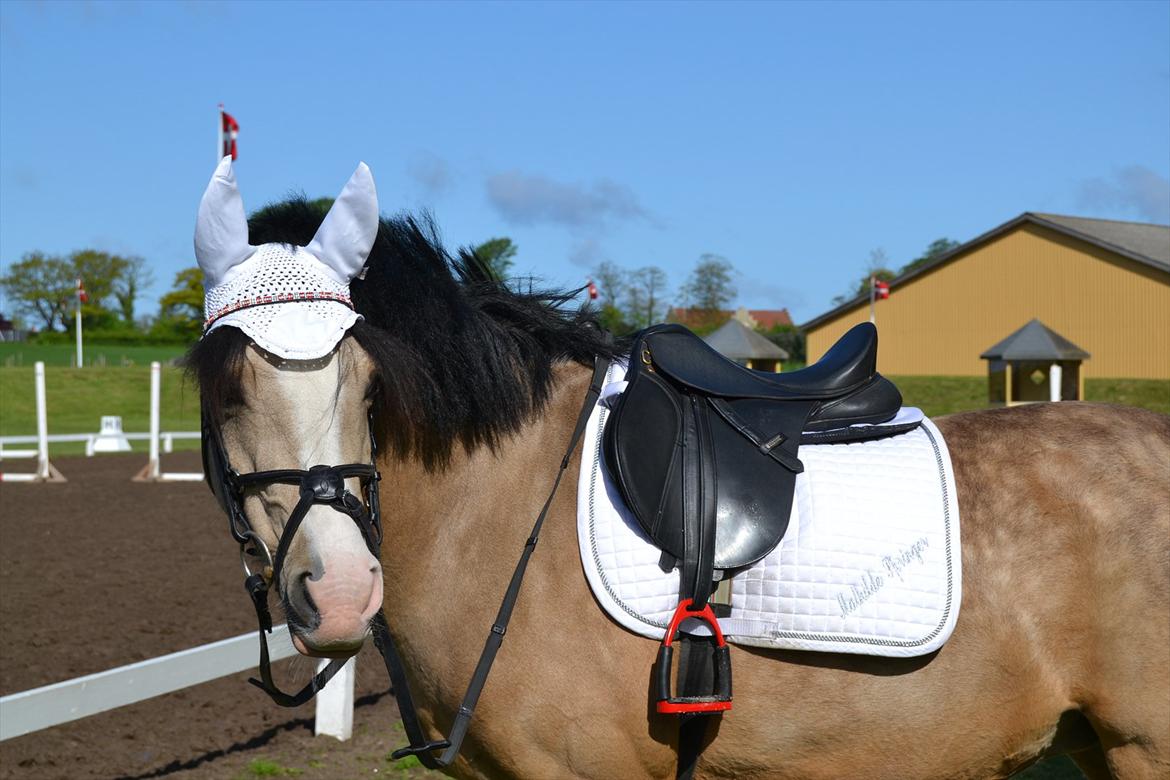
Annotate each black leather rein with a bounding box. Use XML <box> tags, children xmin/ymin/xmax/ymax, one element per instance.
<box><xmin>203</xmin><ymin>352</ymin><xmax>611</xmax><ymax>770</ymax></box>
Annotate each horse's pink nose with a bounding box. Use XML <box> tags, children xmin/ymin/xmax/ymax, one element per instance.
<box><xmin>291</xmin><ymin>555</ymin><xmax>383</xmax><ymax>652</ymax></box>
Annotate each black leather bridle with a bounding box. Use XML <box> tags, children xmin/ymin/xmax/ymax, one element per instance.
<box><xmin>201</xmin><ymin>350</ymin><xmax>611</xmax><ymax>770</ymax></box>
<box><xmin>201</xmin><ymin>407</ymin><xmax>383</xmax><ymax>707</ymax></box>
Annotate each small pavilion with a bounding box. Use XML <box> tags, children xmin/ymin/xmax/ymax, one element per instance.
<box><xmin>980</xmin><ymin>319</ymin><xmax>1090</xmax><ymax>405</ymax></box>
<box><xmin>703</xmin><ymin>318</ymin><xmax>789</xmax><ymax>373</ymax></box>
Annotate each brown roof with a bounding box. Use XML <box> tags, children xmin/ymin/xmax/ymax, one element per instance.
<box><xmin>668</xmin><ymin>307</ymin><xmax>793</xmax><ymax>329</ymax></box>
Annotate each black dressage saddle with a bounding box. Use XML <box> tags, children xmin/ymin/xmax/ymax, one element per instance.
<box><xmin>603</xmin><ymin>322</ymin><xmax>907</xmax><ymax>713</ymax></box>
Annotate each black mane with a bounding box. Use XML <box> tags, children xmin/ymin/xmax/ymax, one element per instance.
<box><xmin>188</xmin><ymin>198</ymin><xmax>622</xmax><ymax>467</ymax></box>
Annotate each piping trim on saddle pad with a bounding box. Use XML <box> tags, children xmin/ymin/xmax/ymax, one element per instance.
<box><xmin>577</xmin><ymin>361</ymin><xmax>963</xmax><ymax>659</ymax></box>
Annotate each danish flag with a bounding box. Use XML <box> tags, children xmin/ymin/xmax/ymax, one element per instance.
<box><xmin>873</xmin><ymin>279</ymin><xmax>890</xmax><ymax>300</ymax></box>
<box><xmin>222</xmin><ymin>110</ymin><xmax>240</xmax><ymax>160</ymax></box>
<box><xmin>587</xmin><ymin>279</ymin><xmax>599</xmax><ymax>300</ymax></box>
<box><xmin>77</xmin><ymin>278</ymin><xmax>88</xmax><ymax>304</ymax></box>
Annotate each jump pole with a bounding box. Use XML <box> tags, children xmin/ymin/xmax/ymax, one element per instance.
<box><xmin>0</xmin><ymin>362</ymin><xmax>65</xmax><ymax>483</ymax></box>
<box><xmin>133</xmin><ymin>362</ymin><xmax>203</xmax><ymax>482</ymax></box>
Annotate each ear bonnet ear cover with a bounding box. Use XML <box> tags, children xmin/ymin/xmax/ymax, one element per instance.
<box><xmin>193</xmin><ymin>158</ymin><xmax>380</xmax><ymax>360</ymax></box>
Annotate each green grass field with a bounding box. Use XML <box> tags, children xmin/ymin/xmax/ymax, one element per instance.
<box><xmin>0</xmin><ymin>363</ymin><xmax>201</xmax><ymax>455</ymax></box>
<box><xmin>0</xmin><ymin>341</ymin><xmax>188</xmax><ymax>368</ymax></box>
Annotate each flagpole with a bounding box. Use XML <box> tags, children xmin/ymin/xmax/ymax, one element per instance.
<box><xmin>869</xmin><ymin>275</ymin><xmax>875</xmax><ymax>325</ymax></box>
<box><xmin>218</xmin><ymin>103</ymin><xmax>224</xmax><ymax>163</ymax></box>
<box><xmin>75</xmin><ymin>281</ymin><xmax>83</xmax><ymax>369</ymax></box>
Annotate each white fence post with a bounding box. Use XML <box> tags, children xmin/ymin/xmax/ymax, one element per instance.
<box><xmin>35</xmin><ymin>362</ymin><xmax>49</xmax><ymax>479</ymax></box>
<box><xmin>134</xmin><ymin>362</ymin><xmax>202</xmax><ymax>482</ymax></box>
<box><xmin>1</xmin><ymin>362</ymin><xmax>65</xmax><ymax>482</ymax></box>
<box><xmin>314</xmin><ymin>656</ymin><xmax>356</xmax><ymax>740</ymax></box>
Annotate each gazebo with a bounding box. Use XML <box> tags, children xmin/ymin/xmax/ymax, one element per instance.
<box><xmin>980</xmin><ymin>319</ymin><xmax>1089</xmax><ymax>405</ymax></box>
<box><xmin>703</xmin><ymin>318</ymin><xmax>789</xmax><ymax>373</ymax></box>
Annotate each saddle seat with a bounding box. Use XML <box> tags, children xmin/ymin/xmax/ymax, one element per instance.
<box><xmin>645</xmin><ymin>320</ymin><xmax>876</xmax><ymax>398</ymax></box>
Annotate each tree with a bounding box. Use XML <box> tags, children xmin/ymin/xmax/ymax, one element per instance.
<box><xmin>0</xmin><ymin>252</ymin><xmax>74</xmax><ymax>331</ymax></box>
<box><xmin>151</xmin><ymin>267</ymin><xmax>204</xmax><ymax>342</ymax></box>
<box><xmin>832</xmin><ymin>248</ymin><xmax>896</xmax><ymax>306</ymax></box>
<box><xmin>764</xmin><ymin>323</ymin><xmax>806</xmax><ymax>364</ymax></box>
<box><xmin>113</xmin><ymin>255</ymin><xmax>154</xmax><ymax>324</ymax></box>
<box><xmin>625</xmin><ymin>266</ymin><xmax>670</xmax><ymax>329</ymax></box>
<box><xmin>901</xmin><ymin>237</ymin><xmax>959</xmax><ymax>274</ymax></box>
<box><xmin>474</xmin><ymin>237</ymin><xmax>518</xmax><ymax>281</ymax></box>
<box><xmin>591</xmin><ymin>261</ymin><xmax>626</xmax><ymax>308</ymax></box>
<box><xmin>679</xmin><ymin>254</ymin><xmax>736</xmax><ymax>312</ymax></box>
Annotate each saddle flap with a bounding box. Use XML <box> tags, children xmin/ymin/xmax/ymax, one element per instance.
<box><xmin>604</xmin><ymin>370</ymin><xmax>805</xmax><ymax>571</ymax></box>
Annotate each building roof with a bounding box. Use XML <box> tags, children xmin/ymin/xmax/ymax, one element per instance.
<box><xmin>669</xmin><ymin>307</ymin><xmax>793</xmax><ymax>329</ymax></box>
<box><xmin>980</xmin><ymin>318</ymin><xmax>1090</xmax><ymax>361</ymax></box>
<box><xmin>801</xmin><ymin>212</ymin><xmax>1170</xmax><ymax>331</ymax></box>
<box><xmin>703</xmin><ymin>318</ymin><xmax>790</xmax><ymax>360</ymax></box>
<box><xmin>1034</xmin><ymin>213</ymin><xmax>1170</xmax><ymax>268</ymax></box>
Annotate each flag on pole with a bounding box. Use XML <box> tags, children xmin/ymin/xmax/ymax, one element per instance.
<box><xmin>587</xmin><ymin>279</ymin><xmax>599</xmax><ymax>300</ymax></box>
<box><xmin>873</xmin><ymin>279</ymin><xmax>890</xmax><ymax>300</ymax></box>
<box><xmin>77</xmin><ymin>278</ymin><xmax>88</xmax><ymax>304</ymax></box>
<box><xmin>222</xmin><ymin>110</ymin><xmax>240</xmax><ymax>160</ymax></box>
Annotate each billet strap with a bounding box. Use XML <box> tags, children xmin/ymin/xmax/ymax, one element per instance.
<box><xmin>384</xmin><ymin>352</ymin><xmax>613</xmax><ymax>769</ymax></box>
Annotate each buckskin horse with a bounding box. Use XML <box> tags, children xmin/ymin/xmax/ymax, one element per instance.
<box><xmin>189</xmin><ymin>179</ymin><xmax>1170</xmax><ymax>779</ymax></box>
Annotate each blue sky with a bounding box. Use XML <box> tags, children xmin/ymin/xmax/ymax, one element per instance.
<box><xmin>1</xmin><ymin>0</ymin><xmax>1167</xmax><ymax>324</ymax></box>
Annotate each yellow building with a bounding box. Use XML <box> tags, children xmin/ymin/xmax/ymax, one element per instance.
<box><xmin>802</xmin><ymin>213</ymin><xmax>1170</xmax><ymax>379</ymax></box>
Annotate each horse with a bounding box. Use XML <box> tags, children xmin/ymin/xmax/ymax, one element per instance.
<box><xmin>188</xmin><ymin>199</ymin><xmax>1170</xmax><ymax>779</ymax></box>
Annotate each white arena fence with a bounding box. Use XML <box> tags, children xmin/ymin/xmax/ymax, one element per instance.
<box><xmin>1</xmin><ymin>364</ymin><xmax>356</xmax><ymax>741</ymax></box>
<box><xmin>0</xmin><ymin>625</ymin><xmax>358</xmax><ymax>742</ymax></box>
<box><xmin>0</xmin><ymin>361</ymin><xmax>203</xmax><ymax>482</ymax></box>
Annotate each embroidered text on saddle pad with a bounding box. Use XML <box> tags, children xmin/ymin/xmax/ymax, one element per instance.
<box><xmin>577</xmin><ymin>363</ymin><xmax>962</xmax><ymax>658</ymax></box>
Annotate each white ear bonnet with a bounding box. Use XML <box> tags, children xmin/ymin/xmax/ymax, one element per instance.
<box><xmin>193</xmin><ymin>157</ymin><xmax>378</xmax><ymax>359</ymax></box>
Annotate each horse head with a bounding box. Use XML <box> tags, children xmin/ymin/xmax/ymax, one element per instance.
<box><xmin>193</xmin><ymin>158</ymin><xmax>383</xmax><ymax>660</ymax></box>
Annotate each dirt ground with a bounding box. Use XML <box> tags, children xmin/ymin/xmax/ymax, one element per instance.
<box><xmin>0</xmin><ymin>453</ymin><xmax>438</xmax><ymax>780</ymax></box>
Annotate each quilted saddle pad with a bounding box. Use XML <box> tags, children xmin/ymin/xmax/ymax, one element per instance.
<box><xmin>577</xmin><ymin>362</ymin><xmax>962</xmax><ymax>658</ymax></box>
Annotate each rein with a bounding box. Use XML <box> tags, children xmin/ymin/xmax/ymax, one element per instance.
<box><xmin>203</xmin><ymin>350</ymin><xmax>610</xmax><ymax>770</ymax></box>
<box><xmin>382</xmin><ymin>352</ymin><xmax>612</xmax><ymax>768</ymax></box>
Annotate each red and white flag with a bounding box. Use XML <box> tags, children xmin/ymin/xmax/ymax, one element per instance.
<box><xmin>222</xmin><ymin>110</ymin><xmax>240</xmax><ymax>160</ymax></box>
<box><xmin>77</xmin><ymin>278</ymin><xmax>88</xmax><ymax>304</ymax></box>
<box><xmin>873</xmin><ymin>279</ymin><xmax>890</xmax><ymax>300</ymax></box>
<box><xmin>587</xmin><ymin>279</ymin><xmax>599</xmax><ymax>300</ymax></box>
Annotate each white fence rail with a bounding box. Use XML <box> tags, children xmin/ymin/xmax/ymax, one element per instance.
<box><xmin>0</xmin><ymin>625</ymin><xmax>356</xmax><ymax>742</ymax></box>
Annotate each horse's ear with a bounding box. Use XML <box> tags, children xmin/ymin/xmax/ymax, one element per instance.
<box><xmin>307</xmin><ymin>162</ymin><xmax>379</xmax><ymax>283</ymax></box>
<box><xmin>194</xmin><ymin>156</ymin><xmax>254</xmax><ymax>287</ymax></box>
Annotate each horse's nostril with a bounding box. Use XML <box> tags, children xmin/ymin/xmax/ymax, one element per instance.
<box><xmin>284</xmin><ymin>574</ymin><xmax>321</xmax><ymax>631</ymax></box>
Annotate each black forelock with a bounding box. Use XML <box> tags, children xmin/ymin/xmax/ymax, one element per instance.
<box><xmin>188</xmin><ymin>197</ymin><xmax>623</xmax><ymax>468</ymax></box>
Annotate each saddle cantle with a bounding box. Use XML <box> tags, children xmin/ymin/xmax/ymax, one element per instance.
<box><xmin>602</xmin><ymin>321</ymin><xmax>904</xmax><ymax>712</ymax></box>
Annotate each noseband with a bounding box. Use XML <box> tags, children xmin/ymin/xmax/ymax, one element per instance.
<box><xmin>201</xmin><ymin>409</ymin><xmax>382</xmax><ymax>707</ymax></box>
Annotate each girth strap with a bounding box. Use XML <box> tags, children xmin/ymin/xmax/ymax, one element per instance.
<box><xmin>384</xmin><ymin>353</ymin><xmax>612</xmax><ymax>770</ymax></box>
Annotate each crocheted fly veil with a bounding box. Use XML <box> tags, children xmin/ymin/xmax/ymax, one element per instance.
<box><xmin>194</xmin><ymin>157</ymin><xmax>379</xmax><ymax>359</ymax></box>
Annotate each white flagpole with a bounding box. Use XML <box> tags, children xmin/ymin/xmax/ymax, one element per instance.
<box><xmin>869</xmin><ymin>275</ymin><xmax>876</xmax><ymax>325</ymax></box>
<box><xmin>75</xmin><ymin>281</ymin><xmax>83</xmax><ymax>368</ymax></box>
<box><xmin>217</xmin><ymin>103</ymin><xmax>224</xmax><ymax>164</ymax></box>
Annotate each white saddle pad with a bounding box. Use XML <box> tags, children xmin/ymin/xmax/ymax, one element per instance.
<box><xmin>576</xmin><ymin>362</ymin><xmax>962</xmax><ymax>658</ymax></box>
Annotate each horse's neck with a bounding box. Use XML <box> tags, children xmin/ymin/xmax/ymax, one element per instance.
<box><xmin>377</xmin><ymin>360</ymin><xmax>592</xmax><ymax>638</ymax></box>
